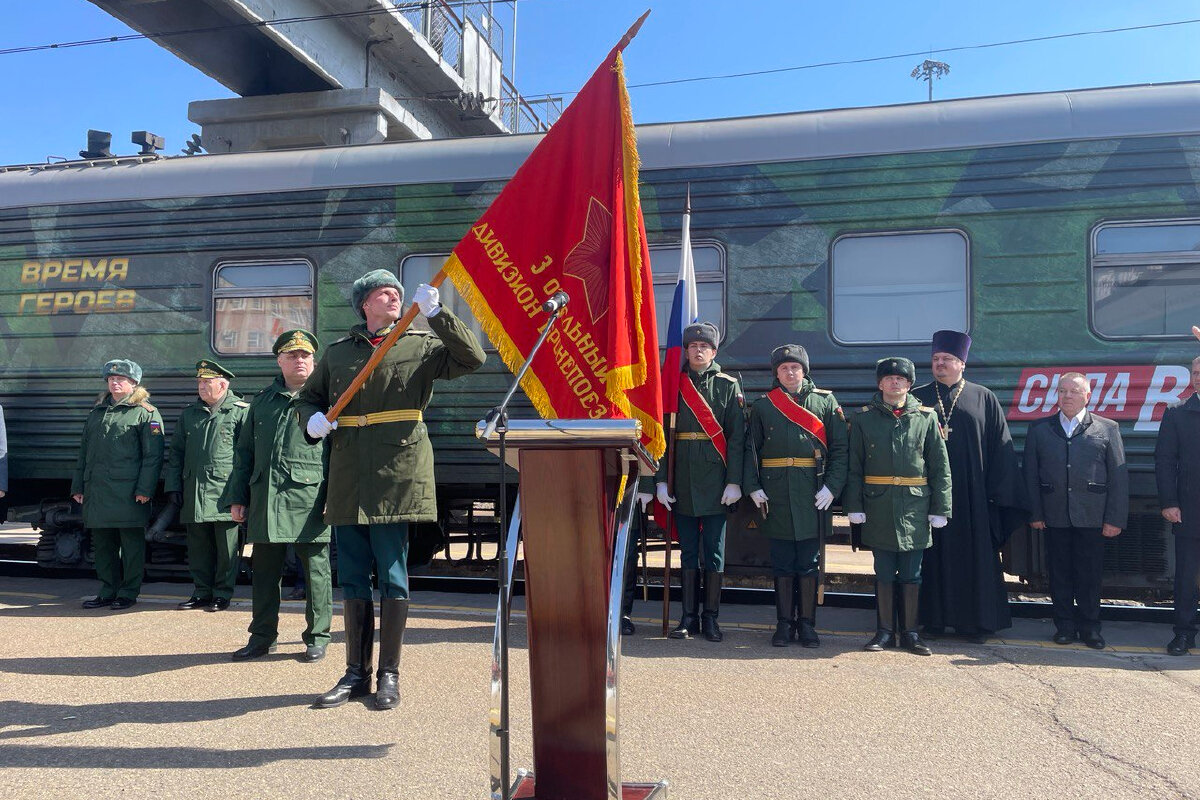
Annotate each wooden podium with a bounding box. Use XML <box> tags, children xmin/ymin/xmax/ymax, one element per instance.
<box><xmin>478</xmin><ymin>419</ymin><xmax>668</xmax><ymax>800</ymax></box>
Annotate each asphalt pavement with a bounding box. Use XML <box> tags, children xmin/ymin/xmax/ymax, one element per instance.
<box><xmin>1</xmin><ymin>576</ymin><xmax>1197</xmax><ymax>800</ymax></box>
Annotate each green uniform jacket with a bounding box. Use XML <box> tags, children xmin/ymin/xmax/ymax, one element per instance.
<box><xmin>844</xmin><ymin>393</ymin><xmax>952</xmax><ymax>552</ymax></box>
<box><xmin>296</xmin><ymin>309</ymin><xmax>485</xmax><ymax>525</ymax></box>
<box><xmin>164</xmin><ymin>390</ymin><xmax>248</xmax><ymax>524</ymax></box>
<box><xmin>220</xmin><ymin>377</ymin><xmax>330</xmax><ymax>544</ymax></box>
<box><xmin>71</xmin><ymin>386</ymin><xmax>166</xmax><ymax>529</ymax></box>
<box><xmin>742</xmin><ymin>379</ymin><xmax>849</xmax><ymax>541</ymax></box>
<box><xmin>655</xmin><ymin>361</ymin><xmax>745</xmax><ymax>518</ymax></box>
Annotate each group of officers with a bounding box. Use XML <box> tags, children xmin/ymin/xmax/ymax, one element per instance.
<box><xmin>67</xmin><ymin>270</ymin><xmax>1200</xmax><ymax>719</ymax></box>
<box><xmin>72</xmin><ymin>269</ymin><xmax>486</xmax><ymax>710</ymax></box>
<box><xmin>634</xmin><ymin>322</ymin><xmax>1200</xmax><ymax>657</ymax></box>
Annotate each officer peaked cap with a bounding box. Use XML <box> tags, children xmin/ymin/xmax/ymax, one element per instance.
<box><xmin>771</xmin><ymin>344</ymin><xmax>809</xmax><ymax>374</ymax></box>
<box><xmin>273</xmin><ymin>329</ymin><xmax>319</xmax><ymax>355</ymax></box>
<box><xmin>351</xmin><ymin>269</ymin><xmax>404</xmax><ymax>319</ymax></box>
<box><xmin>683</xmin><ymin>322</ymin><xmax>720</xmax><ymax>348</ymax></box>
<box><xmin>931</xmin><ymin>329</ymin><xmax>972</xmax><ymax>363</ymax></box>
<box><xmin>876</xmin><ymin>357</ymin><xmax>915</xmax><ymax>385</ymax></box>
<box><xmin>195</xmin><ymin>359</ymin><xmax>235</xmax><ymax>380</ymax></box>
<box><xmin>103</xmin><ymin>359</ymin><xmax>142</xmax><ymax>385</ymax></box>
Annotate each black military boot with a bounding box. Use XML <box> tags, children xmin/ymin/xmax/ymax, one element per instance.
<box><xmin>700</xmin><ymin>571</ymin><xmax>724</xmax><ymax>642</ymax></box>
<box><xmin>375</xmin><ymin>598</ymin><xmax>408</xmax><ymax>710</ymax></box>
<box><xmin>315</xmin><ymin>599</ymin><xmax>375</xmax><ymax>708</ymax></box>
<box><xmin>772</xmin><ymin>576</ymin><xmax>795</xmax><ymax>647</ymax></box>
<box><xmin>899</xmin><ymin>583</ymin><xmax>932</xmax><ymax>656</ymax></box>
<box><xmin>668</xmin><ymin>569</ymin><xmax>700</xmax><ymax>639</ymax></box>
<box><xmin>796</xmin><ymin>574</ymin><xmax>820</xmax><ymax>648</ymax></box>
<box><xmin>863</xmin><ymin>581</ymin><xmax>896</xmax><ymax>651</ymax></box>
<box><xmin>620</xmin><ymin>559</ymin><xmax>637</xmax><ymax>636</ymax></box>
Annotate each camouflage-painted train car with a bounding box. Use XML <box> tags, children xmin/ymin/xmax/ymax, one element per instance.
<box><xmin>3</xmin><ymin>81</ymin><xmax>1199</xmax><ymax>587</ymax></box>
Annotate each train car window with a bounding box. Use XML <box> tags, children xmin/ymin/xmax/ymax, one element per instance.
<box><xmin>212</xmin><ymin>259</ymin><xmax>314</xmax><ymax>356</ymax></box>
<box><xmin>830</xmin><ymin>230</ymin><xmax>969</xmax><ymax>344</ymax></box>
<box><xmin>648</xmin><ymin>241</ymin><xmax>726</xmax><ymax>344</ymax></box>
<box><xmin>1091</xmin><ymin>220</ymin><xmax>1200</xmax><ymax>339</ymax></box>
<box><xmin>400</xmin><ymin>254</ymin><xmax>493</xmax><ymax>348</ymax></box>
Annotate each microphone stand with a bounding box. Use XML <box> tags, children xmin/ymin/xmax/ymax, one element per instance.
<box><xmin>484</xmin><ymin>298</ymin><xmax>567</xmax><ymax>800</ymax></box>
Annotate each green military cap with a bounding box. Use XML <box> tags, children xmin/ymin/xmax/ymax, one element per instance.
<box><xmin>273</xmin><ymin>328</ymin><xmax>319</xmax><ymax>355</ymax></box>
<box><xmin>876</xmin><ymin>356</ymin><xmax>916</xmax><ymax>385</ymax></box>
<box><xmin>103</xmin><ymin>358</ymin><xmax>142</xmax><ymax>384</ymax></box>
<box><xmin>351</xmin><ymin>269</ymin><xmax>404</xmax><ymax>319</ymax></box>
<box><xmin>771</xmin><ymin>344</ymin><xmax>809</xmax><ymax>374</ymax></box>
<box><xmin>683</xmin><ymin>322</ymin><xmax>720</xmax><ymax>348</ymax></box>
<box><xmin>195</xmin><ymin>359</ymin><xmax>235</xmax><ymax>380</ymax></box>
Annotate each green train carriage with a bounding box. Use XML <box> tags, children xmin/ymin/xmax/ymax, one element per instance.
<box><xmin>2</xmin><ymin>80</ymin><xmax>1198</xmax><ymax>588</ymax></box>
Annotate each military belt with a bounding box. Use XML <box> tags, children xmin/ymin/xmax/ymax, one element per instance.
<box><xmin>761</xmin><ymin>457</ymin><xmax>818</xmax><ymax>468</ymax></box>
<box><xmin>676</xmin><ymin>432</ymin><xmax>711</xmax><ymax>441</ymax></box>
<box><xmin>338</xmin><ymin>409</ymin><xmax>423</xmax><ymax>428</ymax></box>
<box><xmin>864</xmin><ymin>475</ymin><xmax>926</xmax><ymax>487</ymax></box>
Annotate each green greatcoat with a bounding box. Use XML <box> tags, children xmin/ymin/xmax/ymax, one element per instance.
<box><xmin>71</xmin><ymin>386</ymin><xmax>166</xmax><ymax>528</ymax></box>
<box><xmin>742</xmin><ymin>378</ymin><xmax>849</xmax><ymax>541</ymax></box>
<box><xmin>844</xmin><ymin>393</ymin><xmax>952</xmax><ymax>552</ymax></box>
<box><xmin>296</xmin><ymin>308</ymin><xmax>485</xmax><ymax>525</ymax></box>
<box><xmin>220</xmin><ymin>377</ymin><xmax>330</xmax><ymax>544</ymax></box>
<box><xmin>164</xmin><ymin>390</ymin><xmax>248</xmax><ymax>524</ymax></box>
<box><xmin>655</xmin><ymin>361</ymin><xmax>745</xmax><ymax>518</ymax></box>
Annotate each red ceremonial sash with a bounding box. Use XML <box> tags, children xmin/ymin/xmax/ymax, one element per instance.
<box><xmin>678</xmin><ymin>375</ymin><xmax>728</xmax><ymax>464</ymax></box>
<box><xmin>767</xmin><ymin>388</ymin><xmax>827</xmax><ymax>447</ymax></box>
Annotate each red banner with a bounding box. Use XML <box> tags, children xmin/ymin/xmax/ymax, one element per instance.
<box><xmin>442</xmin><ymin>29</ymin><xmax>663</xmax><ymax>459</ymax></box>
<box><xmin>1007</xmin><ymin>364</ymin><xmax>1195</xmax><ymax>431</ymax></box>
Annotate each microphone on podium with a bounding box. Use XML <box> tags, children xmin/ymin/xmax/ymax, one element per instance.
<box><xmin>541</xmin><ymin>291</ymin><xmax>570</xmax><ymax>314</ymax></box>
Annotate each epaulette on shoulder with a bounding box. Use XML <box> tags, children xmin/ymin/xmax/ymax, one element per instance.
<box><xmin>331</xmin><ymin>335</ymin><xmax>353</xmax><ymax>345</ymax></box>
<box><xmin>234</xmin><ymin>400</ymin><xmax>250</xmax><ymax>408</ymax></box>
<box><xmin>138</xmin><ymin>401</ymin><xmax>158</xmax><ymax>412</ymax></box>
<box><xmin>917</xmin><ymin>405</ymin><xmax>935</xmax><ymax>413</ymax></box>
<box><xmin>405</xmin><ymin>328</ymin><xmax>435</xmax><ymax>336</ymax></box>
<box><xmin>811</xmin><ymin>388</ymin><xmax>832</xmax><ymax>395</ymax></box>
<box><xmin>714</xmin><ymin>372</ymin><xmax>738</xmax><ymax>383</ymax></box>
<box><xmin>859</xmin><ymin>405</ymin><xmax>870</xmax><ymax>413</ymax></box>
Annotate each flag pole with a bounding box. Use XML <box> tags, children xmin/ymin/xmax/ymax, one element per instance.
<box><xmin>326</xmin><ymin>270</ymin><xmax>447</xmax><ymax>422</ymax></box>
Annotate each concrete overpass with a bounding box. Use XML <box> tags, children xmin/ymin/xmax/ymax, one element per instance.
<box><xmin>89</xmin><ymin>0</ymin><xmax>559</xmax><ymax>152</ymax></box>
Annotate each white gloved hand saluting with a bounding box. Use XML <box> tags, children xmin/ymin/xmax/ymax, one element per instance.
<box><xmin>655</xmin><ymin>482</ymin><xmax>674</xmax><ymax>511</ymax></box>
<box><xmin>814</xmin><ymin>485</ymin><xmax>834</xmax><ymax>510</ymax></box>
<box><xmin>848</xmin><ymin>512</ymin><xmax>866</xmax><ymax>525</ymax></box>
<box><xmin>750</xmin><ymin>489</ymin><xmax>768</xmax><ymax>509</ymax></box>
<box><xmin>636</xmin><ymin>492</ymin><xmax>653</xmax><ymax>512</ymax></box>
<box><xmin>928</xmin><ymin>515</ymin><xmax>948</xmax><ymax>528</ymax></box>
<box><xmin>413</xmin><ymin>283</ymin><xmax>441</xmax><ymax>318</ymax></box>
<box><xmin>306</xmin><ymin>412</ymin><xmax>338</xmax><ymax>439</ymax></box>
<box><xmin>720</xmin><ymin>484</ymin><xmax>742</xmax><ymax>506</ymax></box>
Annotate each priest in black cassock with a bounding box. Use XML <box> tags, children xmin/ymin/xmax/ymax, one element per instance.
<box><xmin>912</xmin><ymin>330</ymin><xmax>1028</xmax><ymax>642</ymax></box>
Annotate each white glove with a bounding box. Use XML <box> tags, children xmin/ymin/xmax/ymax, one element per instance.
<box><xmin>655</xmin><ymin>482</ymin><xmax>674</xmax><ymax>511</ymax></box>
<box><xmin>636</xmin><ymin>492</ymin><xmax>653</xmax><ymax>512</ymax></box>
<box><xmin>929</xmin><ymin>515</ymin><xmax>948</xmax><ymax>529</ymax></box>
<box><xmin>814</xmin><ymin>485</ymin><xmax>834</xmax><ymax>510</ymax></box>
<box><xmin>306</xmin><ymin>412</ymin><xmax>337</xmax><ymax>439</ymax></box>
<box><xmin>720</xmin><ymin>484</ymin><xmax>742</xmax><ymax>505</ymax></box>
<box><xmin>750</xmin><ymin>489</ymin><xmax>768</xmax><ymax>509</ymax></box>
<box><xmin>413</xmin><ymin>283</ymin><xmax>441</xmax><ymax>318</ymax></box>
<box><xmin>848</xmin><ymin>512</ymin><xmax>866</xmax><ymax>524</ymax></box>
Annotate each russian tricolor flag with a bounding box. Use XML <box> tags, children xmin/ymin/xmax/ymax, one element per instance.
<box><xmin>661</xmin><ymin>191</ymin><xmax>699</xmax><ymax>414</ymax></box>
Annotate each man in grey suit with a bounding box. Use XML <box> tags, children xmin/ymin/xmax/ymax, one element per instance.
<box><xmin>1155</xmin><ymin>356</ymin><xmax>1200</xmax><ymax>656</ymax></box>
<box><xmin>1024</xmin><ymin>372</ymin><xmax>1128</xmax><ymax>649</ymax></box>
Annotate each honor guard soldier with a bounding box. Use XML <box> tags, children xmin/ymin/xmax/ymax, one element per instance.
<box><xmin>165</xmin><ymin>360</ymin><xmax>248</xmax><ymax>613</ymax></box>
<box><xmin>221</xmin><ymin>330</ymin><xmax>333</xmax><ymax>663</ymax></box>
<box><xmin>744</xmin><ymin>345</ymin><xmax>847</xmax><ymax>647</ymax></box>
<box><xmin>845</xmin><ymin>357</ymin><xmax>952</xmax><ymax>656</ymax></box>
<box><xmin>300</xmin><ymin>270</ymin><xmax>485</xmax><ymax>709</ymax></box>
<box><xmin>73</xmin><ymin>359</ymin><xmax>166</xmax><ymax>610</ymax></box>
<box><xmin>656</xmin><ymin>322</ymin><xmax>745</xmax><ymax>642</ymax></box>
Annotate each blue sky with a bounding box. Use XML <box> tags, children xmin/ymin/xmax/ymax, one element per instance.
<box><xmin>3</xmin><ymin>0</ymin><xmax>1200</xmax><ymax>164</ymax></box>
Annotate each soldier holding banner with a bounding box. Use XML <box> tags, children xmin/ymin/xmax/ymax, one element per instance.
<box><xmin>656</xmin><ymin>322</ymin><xmax>744</xmax><ymax>642</ymax></box>
<box><xmin>744</xmin><ymin>345</ymin><xmax>847</xmax><ymax>647</ymax></box>
<box><xmin>300</xmin><ymin>269</ymin><xmax>484</xmax><ymax>710</ymax></box>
